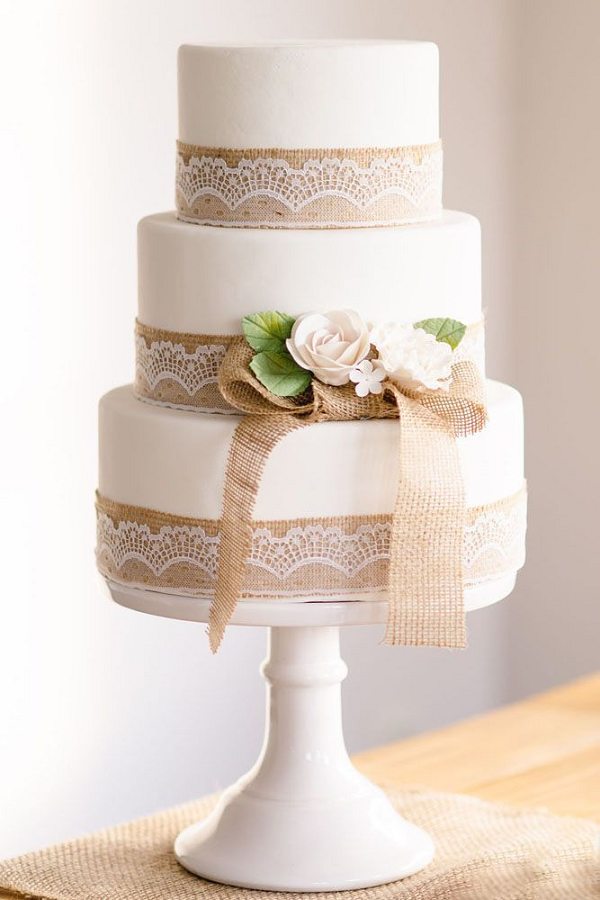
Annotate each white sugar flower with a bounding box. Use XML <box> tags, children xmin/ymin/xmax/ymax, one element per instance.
<box><xmin>349</xmin><ymin>359</ymin><xmax>387</xmax><ymax>397</ymax></box>
<box><xmin>371</xmin><ymin>323</ymin><xmax>453</xmax><ymax>392</ymax></box>
<box><xmin>286</xmin><ymin>310</ymin><xmax>370</xmax><ymax>386</ymax></box>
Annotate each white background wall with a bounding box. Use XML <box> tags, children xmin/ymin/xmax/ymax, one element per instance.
<box><xmin>0</xmin><ymin>0</ymin><xmax>597</xmax><ymax>858</ymax></box>
<box><xmin>508</xmin><ymin>0</ymin><xmax>600</xmax><ymax>696</ymax></box>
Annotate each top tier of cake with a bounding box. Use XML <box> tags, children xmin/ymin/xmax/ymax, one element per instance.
<box><xmin>178</xmin><ymin>41</ymin><xmax>439</xmax><ymax>149</ymax></box>
<box><xmin>176</xmin><ymin>41</ymin><xmax>442</xmax><ymax>228</ymax></box>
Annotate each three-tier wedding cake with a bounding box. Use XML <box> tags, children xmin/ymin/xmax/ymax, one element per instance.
<box><xmin>96</xmin><ymin>40</ymin><xmax>526</xmax><ymax>653</ymax></box>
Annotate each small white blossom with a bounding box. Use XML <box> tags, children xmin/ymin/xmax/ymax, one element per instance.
<box><xmin>349</xmin><ymin>359</ymin><xmax>387</xmax><ymax>398</ymax></box>
<box><xmin>370</xmin><ymin>323</ymin><xmax>453</xmax><ymax>392</ymax></box>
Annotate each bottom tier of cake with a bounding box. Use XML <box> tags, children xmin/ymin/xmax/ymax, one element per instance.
<box><xmin>96</xmin><ymin>381</ymin><xmax>526</xmax><ymax>602</ymax></box>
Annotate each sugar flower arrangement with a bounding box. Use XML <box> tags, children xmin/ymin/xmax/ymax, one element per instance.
<box><xmin>241</xmin><ymin>309</ymin><xmax>467</xmax><ymax>398</ymax></box>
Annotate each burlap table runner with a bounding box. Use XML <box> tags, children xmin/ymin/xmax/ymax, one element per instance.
<box><xmin>1</xmin><ymin>788</ymin><xmax>597</xmax><ymax>899</ymax></box>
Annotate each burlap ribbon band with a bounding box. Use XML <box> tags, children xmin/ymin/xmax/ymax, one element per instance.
<box><xmin>96</xmin><ymin>488</ymin><xmax>527</xmax><ymax>600</ymax></box>
<box><xmin>134</xmin><ymin>319</ymin><xmax>485</xmax><ymax>414</ymax></box>
<box><xmin>207</xmin><ymin>338</ymin><xmax>487</xmax><ymax>652</ymax></box>
<box><xmin>175</xmin><ymin>141</ymin><xmax>443</xmax><ymax>228</ymax></box>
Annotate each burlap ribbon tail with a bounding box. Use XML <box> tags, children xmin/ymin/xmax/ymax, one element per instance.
<box><xmin>208</xmin><ymin>339</ymin><xmax>487</xmax><ymax>652</ymax></box>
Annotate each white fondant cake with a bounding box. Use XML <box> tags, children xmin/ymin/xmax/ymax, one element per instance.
<box><xmin>96</xmin><ymin>42</ymin><xmax>527</xmax><ymax>890</ymax></box>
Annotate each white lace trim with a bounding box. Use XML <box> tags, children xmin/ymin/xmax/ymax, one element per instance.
<box><xmin>96</xmin><ymin>489</ymin><xmax>526</xmax><ymax>598</ymax></box>
<box><xmin>98</xmin><ymin>518</ymin><xmax>220</xmax><ymax>577</ymax></box>
<box><xmin>250</xmin><ymin>523</ymin><xmax>391</xmax><ymax>580</ymax></box>
<box><xmin>463</xmin><ymin>503</ymin><xmax>527</xmax><ymax>574</ymax></box>
<box><xmin>135</xmin><ymin>334</ymin><xmax>227</xmax><ymax>396</ymax></box>
<box><xmin>176</xmin><ymin>151</ymin><xmax>443</xmax><ymax>215</ymax></box>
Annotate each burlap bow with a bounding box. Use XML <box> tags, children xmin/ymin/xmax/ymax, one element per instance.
<box><xmin>209</xmin><ymin>338</ymin><xmax>487</xmax><ymax>652</ymax></box>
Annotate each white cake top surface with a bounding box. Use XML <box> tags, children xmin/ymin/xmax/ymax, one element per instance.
<box><xmin>178</xmin><ymin>40</ymin><xmax>439</xmax><ymax>148</ymax></box>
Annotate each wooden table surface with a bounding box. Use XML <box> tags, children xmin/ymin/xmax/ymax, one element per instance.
<box><xmin>354</xmin><ymin>671</ymin><xmax>600</xmax><ymax>822</ymax></box>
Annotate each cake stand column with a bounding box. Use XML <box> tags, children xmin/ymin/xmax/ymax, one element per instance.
<box><xmin>175</xmin><ymin>625</ymin><xmax>434</xmax><ymax>892</ymax></box>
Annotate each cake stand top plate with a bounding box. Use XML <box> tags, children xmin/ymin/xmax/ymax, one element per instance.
<box><xmin>103</xmin><ymin>574</ymin><xmax>515</xmax><ymax>627</ymax></box>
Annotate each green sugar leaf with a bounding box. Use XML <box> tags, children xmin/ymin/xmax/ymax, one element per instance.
<box><xmin>249</xmin><ymin>350</ymin><xmax>312</xmax><ymax>397</ymax></box>
<box><xmin>413</xmin><ymin>317</ymin><xmax>467</xmax><ymax>350</ymax></box>
<box><xmin>242</xmin><ymin>311</ymin><xmax>297</xmax><ymax>353</ymax></box>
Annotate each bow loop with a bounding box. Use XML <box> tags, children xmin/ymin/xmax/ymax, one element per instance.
<box><xmin>414</xmin><ymin>361</ymin><xmax>487</xmax><ymax>437</ymax></box>
<box><xmin>311</xmin><ymin>380</ymin><xmax>398</xmax><ymax>422</ymax></box>
<box><xmin>218</xmin><ymin>338</ymin><xmax>313</xmax><ymax>417</ymax></box>
<box><xmin>219</xmin><ymin>337</ymin><xmax>487</xmax><ymax>433</ymax></box>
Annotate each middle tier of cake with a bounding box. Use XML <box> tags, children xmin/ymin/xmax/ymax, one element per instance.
<box><xmin>138</xmin><ymin>210</ymin><xmax>482</xmax><ymax>337</ymax></box>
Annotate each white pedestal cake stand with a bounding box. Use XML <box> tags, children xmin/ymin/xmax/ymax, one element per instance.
<box><xmin>104</xmin><ymin>575</ymin><xmax>514</xmax><ymax>892</ymax></box>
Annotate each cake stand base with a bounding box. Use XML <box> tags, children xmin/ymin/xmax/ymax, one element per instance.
<box><xmin>104</xmin><ymin>574</ymin><xmax>515</xmax><ymax>891</ymax></box>
<box><xmin>175</xmin><ymin>626</ymin><xmax>433</xmax><ymax>891</ymax></box>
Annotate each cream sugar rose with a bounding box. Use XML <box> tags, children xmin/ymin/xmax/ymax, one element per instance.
<box><xmin>286</xmin><ymin>310</ymin><xmax>372</xmax><ymax>388</ymax></box>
